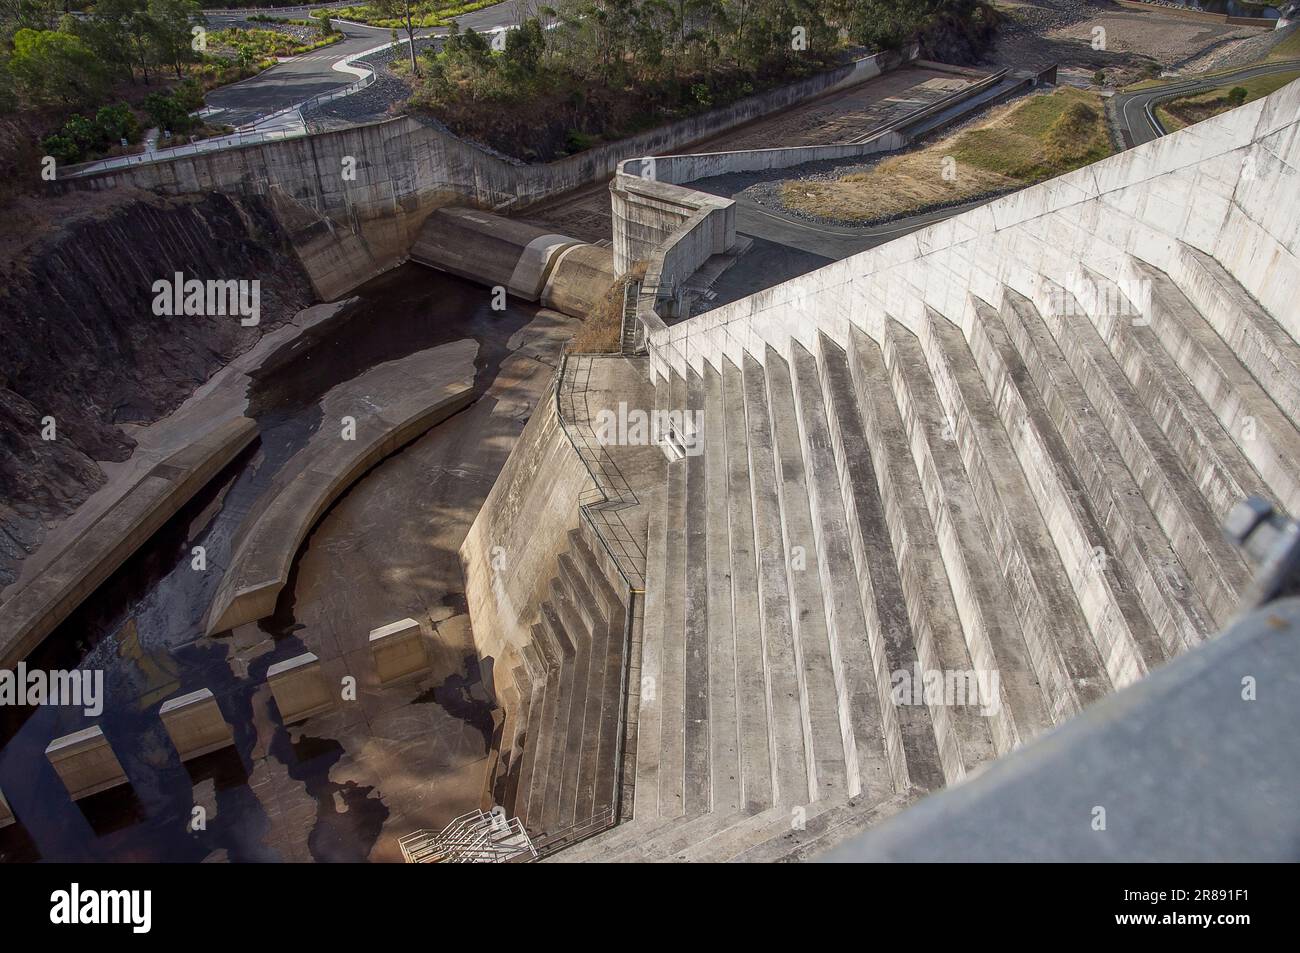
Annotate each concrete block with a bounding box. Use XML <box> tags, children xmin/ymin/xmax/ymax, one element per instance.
<box><xmin>0</xmin><ymin>786</ymin><xmax>13</xmax><ymax>828</ymax></box>
<box><xmin>369</xmin><ymin>618</ymin><xmax>430</xmax><ymax>684</ymax></box>
<box><xmin>160</xmin><ymin>688</ymin><xmax>235</xmax><ymax>761</ymax></box>
<box><xmin>267</xmin><ymin>652</ymin><xmax>335</xmax><ymax>722</ymax></box>
<box><xmin>45</xmin><ymin>725</ymin><xmax>129</xmax><ymax>800</ymax></box>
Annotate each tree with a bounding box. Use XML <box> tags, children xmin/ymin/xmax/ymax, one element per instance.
<box><xmin>8</xmin><ymin>28</ymin><xmax>107</xmax><ymax>107</ymax></box>
<box><xmin>371</xmin><ymin>0</ymin><xmax>420</xmax><ymax>76</ymax></box>
<box><xmin>146</xmin><ymin>0</ymin><xmax>203</xmax><ymax>80</ymax></box>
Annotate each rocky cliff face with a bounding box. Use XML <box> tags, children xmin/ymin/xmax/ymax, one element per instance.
<box><xmin>0</xmin><ymin>191</ymin><xmax>316</xmax><ymax>586</ymax></box>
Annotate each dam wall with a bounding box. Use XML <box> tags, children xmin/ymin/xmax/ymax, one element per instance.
<box><xmin>460</xmin><ymin>388</ymin><xmax>592</xmax><ymax>677</ymax></box>
<box><xmin>636</xmin><ymin>79</ymin><xmax>1300</xmax><ymax>385</ymax></box>
<box><xmin>550</xmin><ymin>78</ymin><xmax>1300</xmax><ymax>860</ymax></box>
<box><xmin>62</xmin><ymin>49</ymin><xmax>911</xmax><ymax>301</ymax></box>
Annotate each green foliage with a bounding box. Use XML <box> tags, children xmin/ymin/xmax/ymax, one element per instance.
<box><xmin>8</xmin><ymin>28</ymin><xmax>108</xmax><ymax>107</ymax></box>
<box><xmin>143</xmin><ymin>88</ymin><xmax>196</xmax><ymax>133</ymax></box>
<box><xmin>95</xmin><ymin>102</ymin><xmax>140</xmax><ymax>142</ymax></box>
<box><xmin>38</xmin><ymin>99</ymin><xmax>143</xmax><ymax>164</ymax></box>
<box><xmin>1227</xmin><ymin>86</ymin><xmax>1248</xmax><ymax>106</ymax></box>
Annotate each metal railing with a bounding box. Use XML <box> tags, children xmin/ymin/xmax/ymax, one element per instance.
<box><xmin>530</xmin><ymin>806</ymin><xmax>618</xmax><ymax>859</ymax></box>
<box><xmin>400</xmin><ymin>809</ymin><xmax>537</xmax><ymax>863</ymax></box>
<box><xmin>511</xmin><ymin>352</ymin><xmax>653</xmax><ymax>857</ymax></box>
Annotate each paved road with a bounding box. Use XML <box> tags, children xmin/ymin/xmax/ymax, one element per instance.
<box><xmin>203</xmin><ymin>0</ymin><xmax>536</xmax><ymax>128</ymax></box>
<box><xmin>1112</xmin><ymin>59</ymin><xmax>1300</xmax><ymax>146</ymax></box>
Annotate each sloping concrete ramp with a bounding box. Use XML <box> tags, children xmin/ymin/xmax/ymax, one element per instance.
<box><xmin>0</xmin><ymin>417</ymin><xmax>257</xmax><ymax>668</ymax></box>
<box><xmin>204</xmin><ymin>342</ymin><xmax>478</xmax><ymax>635</ymax></box>
<box><xmin>411</xmin><ymin>207</ymin><xmax>616</xmax><ymax>315</ymax></box>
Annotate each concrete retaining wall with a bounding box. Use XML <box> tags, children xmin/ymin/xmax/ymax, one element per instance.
<box><xmin>460</xmin><ymin>386</ymin><xmax>592</xmax><ymax>677</ymax></box>
<box><xmin>62</xmin><ymin>50</ymin><xmax>910</xmax><ymax>299</ymax></box>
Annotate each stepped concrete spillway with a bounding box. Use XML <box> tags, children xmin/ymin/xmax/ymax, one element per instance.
<box><xmin>455</xmin><ymin>76</ymin><xmax>1300</xmax><ymax>861</ymax></box>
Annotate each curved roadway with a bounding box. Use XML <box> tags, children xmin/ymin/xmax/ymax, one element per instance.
<box><xmin>202</xmin><ymin>0</ymin><xmax>535</xmax><ymax>128</ymax></box>
<box><xmin>1113</xmin><ymin>58</ymin><xmax>1300</xmax><ymax>146</ymax></box>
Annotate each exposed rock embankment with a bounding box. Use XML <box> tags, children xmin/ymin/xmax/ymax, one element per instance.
<box><xmin>0</xmin><ymin>191</ymin><xmax>316</xmax><ymax>586</ymax></box>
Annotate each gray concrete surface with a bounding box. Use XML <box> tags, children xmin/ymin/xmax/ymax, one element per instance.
<box><xmin>204</xmin><ymin>340</ymin><xmax>478</xmax><ymax>634</ymax></box>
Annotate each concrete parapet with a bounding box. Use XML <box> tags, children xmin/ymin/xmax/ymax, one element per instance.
<box><xmin>267</xmin><ymin>652</ymin><xmax>335</xmax><ymax>722</ymax></box>
<box><xmin>0</xmin><ymin>416</ymin><xmax>258</xmax><ymax>669</ymax></box>
<box><xmin>45</xmin><ymin>725</ymin><xmax>129</xmax><ymax>800</ymax></box>
<box><xmin>369</xmin><ymin>618</ymin><xmax>429</xmax><ymax>684</ymax></box>
<box><xmin>160</xmin><ymin>688</ymin><xmax>235</xmax><ymax>761</ymax></box>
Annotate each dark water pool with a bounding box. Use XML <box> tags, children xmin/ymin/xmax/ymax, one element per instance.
<box><xmin>0</xmin><ymin>265</ymin><xmax>536</xmax><ymax>862</ymax></box>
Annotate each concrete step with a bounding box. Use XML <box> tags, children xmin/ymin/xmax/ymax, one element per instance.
<box><xmin>557</xmin><ymin>549</ymin><xmax>610</xmax><ymax>825</ymax></box>
<box><xmin>785</xmin><ymin>341</ymin><xmax>898</xmax><ymax>802</ymax></box>
<box><xmin>656</xmin><ymin>370</ymin><xmax>689</xmax><ymax>820</ymax></box>
<box><xmin>964</xmin><ymin>296</ymin><xmax>1168</xmax><ymax>686</ymax></box>
<box><xmin>844</xmin><ymin>328</ymin><xmax>999</xmax><ymax>777</ymax></box>
<box><xmin>509</xmin><ymin>641</ymin><xmax>547</xmax><ymax>816</ymax></box>
<box><xmin>1126</xmin><ymin>256</ymin><xmax>1300</xmax><ymax>517</ymax></box>
<box><xmin>1074</xmin><ymin>265</ymin><xmax>1269</xmax><ymax>523</ymax></box>
<box><xmin>920</xmin><ymin>308</ymin><xmax>1113</xmax><ymax>706</ymax></box>
<box><xmin>531</xmin><ymin>601</ymin><xmax>577</xmax><ymax>835</ymax></box>
<box><xmin>521</xmin><ymin>619</ymin><xmax>564</xmax><ymax>832</ymax></box>
<box><xmin>672</xmin><ymin>794</ymin><xmax>852</xmax><ymax>863</ymax></box>
<box><xmin>568</xmin><ymin>527</ymin><xmax>628</xmax><ymax>818</ymax></box>
<box><xmin>720</xmin><ymin>357</ymin><xmax>776</xmax><ymax>813</ymax></box>
<box><xmin>997</xmin><ymin>287</ymin><xmax>1215</xmax><ymax>656</ymax></box>
<box><xmin>700</xmin><ymin>364</ymin><xmax>742</xmax><ymax>816</ymax></box>
<box><xmin>683</xmin><ymin>368</ymin><xmax>712</xmax><ymax>816</ymax></box>
<box><xmin>880</xmin><ymin>317</ymin><xmax>1056</xmax><ymax>742</ymax></box>
<box><xmin>503</xmin><ymin>657</ymin><xmax>541</xmax><ymax>816</ymax></box>
<box><xmin>762</xmin><ymin>347</ymin><xmax>852</xmax><ymax>802</ymax></box>
<box><xmin>1029</xmin><ymin>276</ymin><xmax>1250</xmax><ymax>628</ymax></box>
<box><xmin>633</xmin><ymin>391</ymin><xmax>670</xmax><ymax>822</ymax></box>
<box><xmin>1169</xmin><ymin>242</ymin><xmax>1300</xmax><ymax>432</ymax></box>
<box><xmin>547</xmin><ymin>571</ymin><xmax>595</xmax><ymax>832</ymax></box>
<box><xmin>729</xmin><ymin>789</ymin><xmax>918</xmax><ymax>863</ymax></box>
<box><xmin>496</xmin><ymin>663</ymin><xmax>532</xmax><ymax>810</ymax></box>
<box><xmin>740</xmin><ymin>352</ymin><xmax>812</xmax><ymax>805</ymax></box>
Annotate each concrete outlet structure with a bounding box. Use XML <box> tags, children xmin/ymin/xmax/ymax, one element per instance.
<box><xmin>369</xmin><ymin>618</ymin><xmax>430</xmax><ymax>684</ymax></box>
<box><xmin>45</xmin><ymin>725</ymin><xmax>129</xmax><ymax>801</ymax></box>
<box><xmin>267</xmin><ymin>653</ymin><xmax>335</xmax><ymax>723</ymax></box>
<box><xmin>160</xmin><ymin>689</ymin><xmax>236</xmax><ymax>761</ymax></box>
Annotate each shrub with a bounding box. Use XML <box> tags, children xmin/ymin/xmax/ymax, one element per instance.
<box><xmin>94</xmin><ymin>103</ymin><xmax>139</xmax><ymax>145</ymax></box>
<box><xmin>1227</xmin><ymin>86</ymin><xmax>1248</xmax><ymax>107</ymax></box>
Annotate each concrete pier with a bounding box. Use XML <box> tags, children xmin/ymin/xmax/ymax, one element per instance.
<box><xmin>267</xmin><ymin>653</ymin><xmax>335</xmax><ymax>723</ymax></box>
<box><xmin>368</xmin><ymin>618</ymin><xmax>429</xmax><ymax>684</ymax></box>
<box><xmin>160</xmin><ymin>689</ymin><xmax>235</xmax><ymax>761</ymax></box>
<box><xmin>45</xmin><ymin>726</ymin><xmax>129</xmax><ymax>801</ymax></box>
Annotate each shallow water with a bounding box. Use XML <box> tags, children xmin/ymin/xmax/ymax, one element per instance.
<box><xmin>0</xmin><ymin>265</ymin><xmax>536</xmax><ymax>862</ymax></box>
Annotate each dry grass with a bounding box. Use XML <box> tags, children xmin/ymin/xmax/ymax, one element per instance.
<box><xmin>567</xmin><ymin>260</ymin><xmax>647</xmax><ymax>354</ymax></box>
<box><xmin>781</xmin><ymin>86</ymin><xmax>1115</xmax><ymax>224</ymax></box>
<box><xmin>1157</xmin><ymin>69</ymin><xmax>1300</xmax><ymax>133</ymax></box>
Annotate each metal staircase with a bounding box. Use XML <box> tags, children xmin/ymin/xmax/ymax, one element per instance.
<box><xmin>399</xmin><ymin>809</ymin><xmax>538</xmax><ymax>863</ymax></box>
